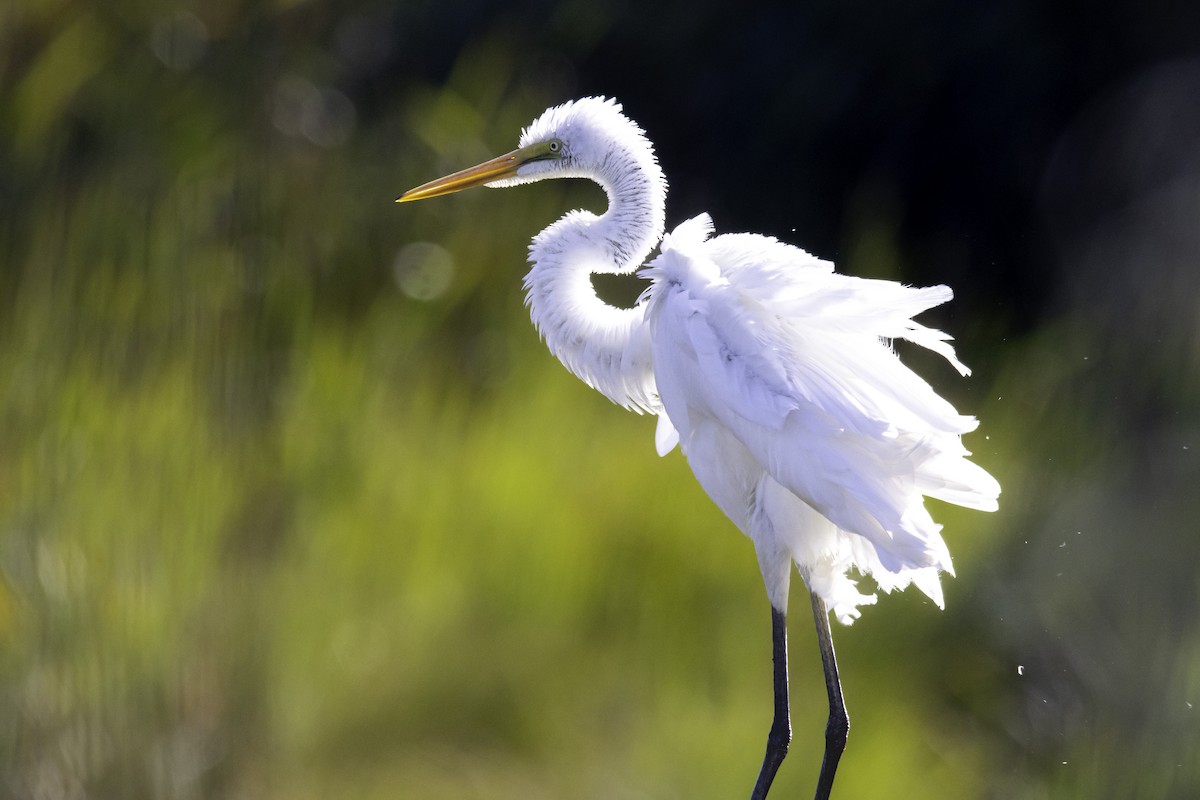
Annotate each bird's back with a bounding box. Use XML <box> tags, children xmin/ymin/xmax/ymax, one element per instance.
<box><xmin>645</xmin><ymin>214</ymin><xmax>999</xmax><ymax>619</ymax></box>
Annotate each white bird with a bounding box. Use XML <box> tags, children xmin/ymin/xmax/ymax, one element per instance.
<box><xmin>398</xmin><ymin>97</ymin><xmax>1000</xmax><ymax>800</ymax></box>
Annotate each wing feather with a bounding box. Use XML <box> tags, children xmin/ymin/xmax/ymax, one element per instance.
<box><xmin>647</xmin><ymin>215</ymin><xmax>999</xmax><ymax>573</ymax></box>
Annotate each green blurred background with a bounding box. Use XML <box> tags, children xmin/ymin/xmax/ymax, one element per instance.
<box><xmin>3</xmin><ymin>1</ymin><xmax>1200</xmax><ymax>798</ymax></box>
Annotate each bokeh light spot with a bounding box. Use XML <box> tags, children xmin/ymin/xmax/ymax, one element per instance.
<box><xmin>150</xmin><ymin>12</ymin><xmax>208</xmax><ymax>71</ymax></box>
<box><xmin>270</xmin><ymin>77</ymin><xmax>357</xmax><ymax>148</ymax></box>
<box><xmin>393</xmin><ymin>242</ymin><xmax>455</xmax><ymax>301</ymax></box>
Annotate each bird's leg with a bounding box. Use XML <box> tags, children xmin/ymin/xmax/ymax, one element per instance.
<box><xmin>810</xmin><ymin>591</ymin><xmax>848</xmax><ymax>800</ymax></box>
<box><xmin>749</xmin><ymin>605</ymin><xmax>791</xmax><ymax>800</ymax></box>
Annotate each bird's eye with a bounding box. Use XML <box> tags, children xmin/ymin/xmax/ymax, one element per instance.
<box><xmin>548</xmin><ymin>139</ymin><xmax>563</xmax><ymax>155</ymax></box>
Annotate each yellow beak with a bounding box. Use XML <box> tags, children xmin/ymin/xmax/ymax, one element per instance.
<box><xmin>393</xmin><ymin>137</ymin><xmax>561</xmax><ymax>201</ymax></box>
<box><xmin>397</xmin><ymin>141</ymin><xmax>553</xmax><ymax>203</ymax></box>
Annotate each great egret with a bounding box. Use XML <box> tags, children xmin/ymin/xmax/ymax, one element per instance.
<box><xmin>398</xmin><ymin>97</ymin><xmax>1000</xmax><ymax>800</ymax></box>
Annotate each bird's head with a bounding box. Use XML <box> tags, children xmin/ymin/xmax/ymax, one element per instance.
<box><xmin>398</xmin><ymin>97</ymin><xmax>657</xmax><ymax>202</ymax></box>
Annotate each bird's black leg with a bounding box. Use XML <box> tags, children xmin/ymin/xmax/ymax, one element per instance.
<box><xmin>749</xmin><ymin>605</ymin><xmax>791</xmax><ymax>800</ymax></box>
<box><xmin>810</xmin><ymin>591</ymin><xmax>848</xmax><ymax>800</ymax></box>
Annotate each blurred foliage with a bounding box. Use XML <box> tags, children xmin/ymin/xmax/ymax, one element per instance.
<box><xmin>2</xmin><ymin>1</ymin><xmax>1200</xmax><ymax>799</ymax></box>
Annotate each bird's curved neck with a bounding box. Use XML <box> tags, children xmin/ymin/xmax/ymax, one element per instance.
<box><xmin>522</xmin><ymin>147</ymin><xmax>666</xmax><ymax>412</ymax></box>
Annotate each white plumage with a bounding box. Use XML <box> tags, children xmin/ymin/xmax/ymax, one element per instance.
<box><xmin>398</xmin><ymin>96</ymin><xmax>1000</xmax><ymax>800</ymax></box>
<box><xmin>646</xmin><ymin>214</ymin><xmax>998</xmax><ymax>622</ymax></box>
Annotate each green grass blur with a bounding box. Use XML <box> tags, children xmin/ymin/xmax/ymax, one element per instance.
<box><xmin>3</xmin><ymin>4</ymin><xmax>1200</xmax><ymax>799</ymax></box>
